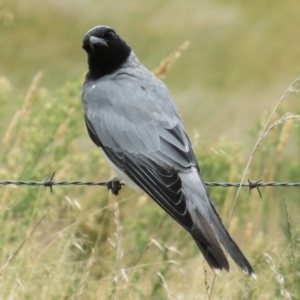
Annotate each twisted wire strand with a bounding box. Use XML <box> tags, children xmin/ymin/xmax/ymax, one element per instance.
<box><xmin>206</xmin><ymin>182</ymin><xmax>300</xmax><ymax>187</ymax></box>
<box><xmin>0</xmin><ymin>171</ymin><xmax>299</xmax><ymax>197</ymax></box>
<box><xmin>0</xmin><ymin>180</ymin><xmax>299</xmax><ymax>187</ymax></box>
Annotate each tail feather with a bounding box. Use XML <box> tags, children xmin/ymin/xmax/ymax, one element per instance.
<box><xmin>208</xmin><ymin>199</ymin><xmax>255</xmax><ymax>276</ymax></box>
<box><xmin>180</xmin><ymin>170</ymin><xmax>255</xmax><ymax>277</ymax></box>
<box><xmin>192</xmin><ymin>235</ymin><xmax>229</xmax><ymax>272</ymax></box>
<box><xmin>189</xmin><ymin>208</ymin><xmax>230</xmax><ymax>272</ymax></box>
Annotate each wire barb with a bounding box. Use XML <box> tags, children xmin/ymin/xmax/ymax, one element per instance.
<box><xmin>248</xmin><ymin>178</ymin><xmax>262</xmax><ymax>197</ymax></box>
<box><xmin>43</xmin><ymin>171</ymin><xmax>56</xmax><ymax>193</ymax></box>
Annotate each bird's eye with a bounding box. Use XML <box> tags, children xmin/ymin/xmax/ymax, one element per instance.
<box><xmin>106</xmin><ymin>31</ymin><xmax>116</xmax><ymax>40</ymax></box>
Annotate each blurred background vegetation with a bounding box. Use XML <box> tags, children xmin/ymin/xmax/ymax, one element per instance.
<box><xmin>0</xmin><ymin>0</ymin><xmax>300</xmax><ymax>299</ymax></box>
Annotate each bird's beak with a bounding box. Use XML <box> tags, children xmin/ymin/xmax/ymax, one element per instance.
<box><xmin>89</xmin><ymin>36</ymin><xmax>108</xmax><ymax>51</ymax></box>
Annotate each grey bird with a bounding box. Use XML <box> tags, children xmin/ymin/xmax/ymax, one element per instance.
<box><xmin>81</xmin><ymin>25</ymin><xmax>255</xmax><ymax>277</ymax></box>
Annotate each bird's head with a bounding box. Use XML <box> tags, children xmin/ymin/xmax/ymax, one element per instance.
<box><xmin>82</xmin><ymin>26</ymin><xmax>131</xmax><ymax>79</ymax></box>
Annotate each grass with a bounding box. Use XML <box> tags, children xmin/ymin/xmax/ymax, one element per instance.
<box><xmin>0</xmin><ymin>50</ymin><xmax>299</xmax><ymax>300</ymax></box>
<box><xmin>0</xmin><ymin>1</ymin><xmax>300</xmax><ymax>299</ymax></box>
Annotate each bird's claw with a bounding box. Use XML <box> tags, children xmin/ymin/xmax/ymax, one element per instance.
<box><xmin>107</xmin><ymin>177</ymin><xmax>122</xmax><ymax>196</ymax></box>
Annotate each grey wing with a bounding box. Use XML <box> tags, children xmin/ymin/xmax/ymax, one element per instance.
<box><xmin>83</xmin><ymin>77</ymin><xmax>231</xmax><ymax>271</ymax></box>
<box><xmin>83</xmin><ymin>77</ymin><xmax>199</xmax><ymax>231</ymax></box>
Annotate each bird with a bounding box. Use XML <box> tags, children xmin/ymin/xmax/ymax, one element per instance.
<box><xmin>81</xmin><ymin>25</ymin><xmax>255</xmax><ymax>277</ymax></box>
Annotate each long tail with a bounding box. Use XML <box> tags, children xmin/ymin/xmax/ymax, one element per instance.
<box><xmin>180</xmin><ymin>169</ymin><xmax>256</xmax><ymax>277</ymax></box>
<box><xmin>191</xmin><ymin>233</ymin><xmax>229</xmax><ymax>272</ymax></box>
<box><xmin>191</xmin><ymin>202</ymin><xmax>255</xmax><ymax>277</ymax></box>
<box><xmin>207</xmin><ymin>194</ymin><xmax>256</xmax><ymax>277</ymax></box>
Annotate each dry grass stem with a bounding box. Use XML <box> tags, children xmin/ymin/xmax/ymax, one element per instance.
<box><xmin>276</xmin><ymin>119</ymin><xmax>293</xmax><ymax>154</ymax></box>
<box><xmin>113</xmin><ymin>201</ymin><xmax>123</xmax><ymax>262</ymax></box>
<box><xmin>227</xmin><ymin>76</ymin><xmax>300</xmax><ymax>227</ymax></box>
<box><xmin>151</xmin><ymin>238</ymin><xmax>164</xmax><ymax>252</ymax></box>
<box><xmin>18</xmin><ymin>127</ymin><xmax>27</xmax><ymax>146</ymax></box>
<box><xmin>203</xmin><ymin>261</ymin><xmax>211</xmax><ymax>300</ymax></box>
<box><xmin>283</xmin><ymin>199</ymin><xmax>298</xmax><ymax>298</ymax></box>
<box><xmin>153</xmin><ymin>41</ymin><xmax>190</xmax><ymax>79</ymax></box>
<box><xmin>0</xmin><ymin>214</ymin><xmax>46</xmax><ymax>276</ymax></box>
<box><xmin>287</xmin><ymin>76</ymin><xmax>300</xmax><ymax>94</ymax></box>
<box><xmin>157</xmin><ymin>272</ymin><xmax>173</xmax><ymax>300</ymax></box>
<box><xmin>112</xmin><ymin>200</ymin><xmax>125</xmax><ymax>299</ymax></box>
<box><xmin>76</xmin><ymin>248</ymin><xmax>95</xmax><ymax>298</ymax></box>
<box><xmin>259</xmin><ymin>113</ymin><xmax>300</xmax><ymax>145</ymax></box>
<box><xmin>22</xmin><ymin>71</ymin><xmax>43</xmax><ymax>118</ymax></box>
<box><xmin>265</xmin><ymin>253</ymin><xmax>291</xmax><ymax>300</ymax></box>
<box><xmin>210</xmin><ymin>76</ymin><xmax>300</xmax><ymax>297</ymax></box>
<box><xmin>2</xmin><ymin>111</ymin><xmax>21</xmax><ymax>147</ymax></box>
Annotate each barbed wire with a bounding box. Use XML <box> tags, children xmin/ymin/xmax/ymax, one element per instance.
<box><xmin>0</xmin><ymin>172</ymin><xmax>299</xmax><ymax>197</ymax></box>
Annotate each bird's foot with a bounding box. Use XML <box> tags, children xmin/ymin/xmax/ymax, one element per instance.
<box><xmin>107</xmin><ymin>177</ymin><xmax>122</xmax><ymax>196</ymax></box>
